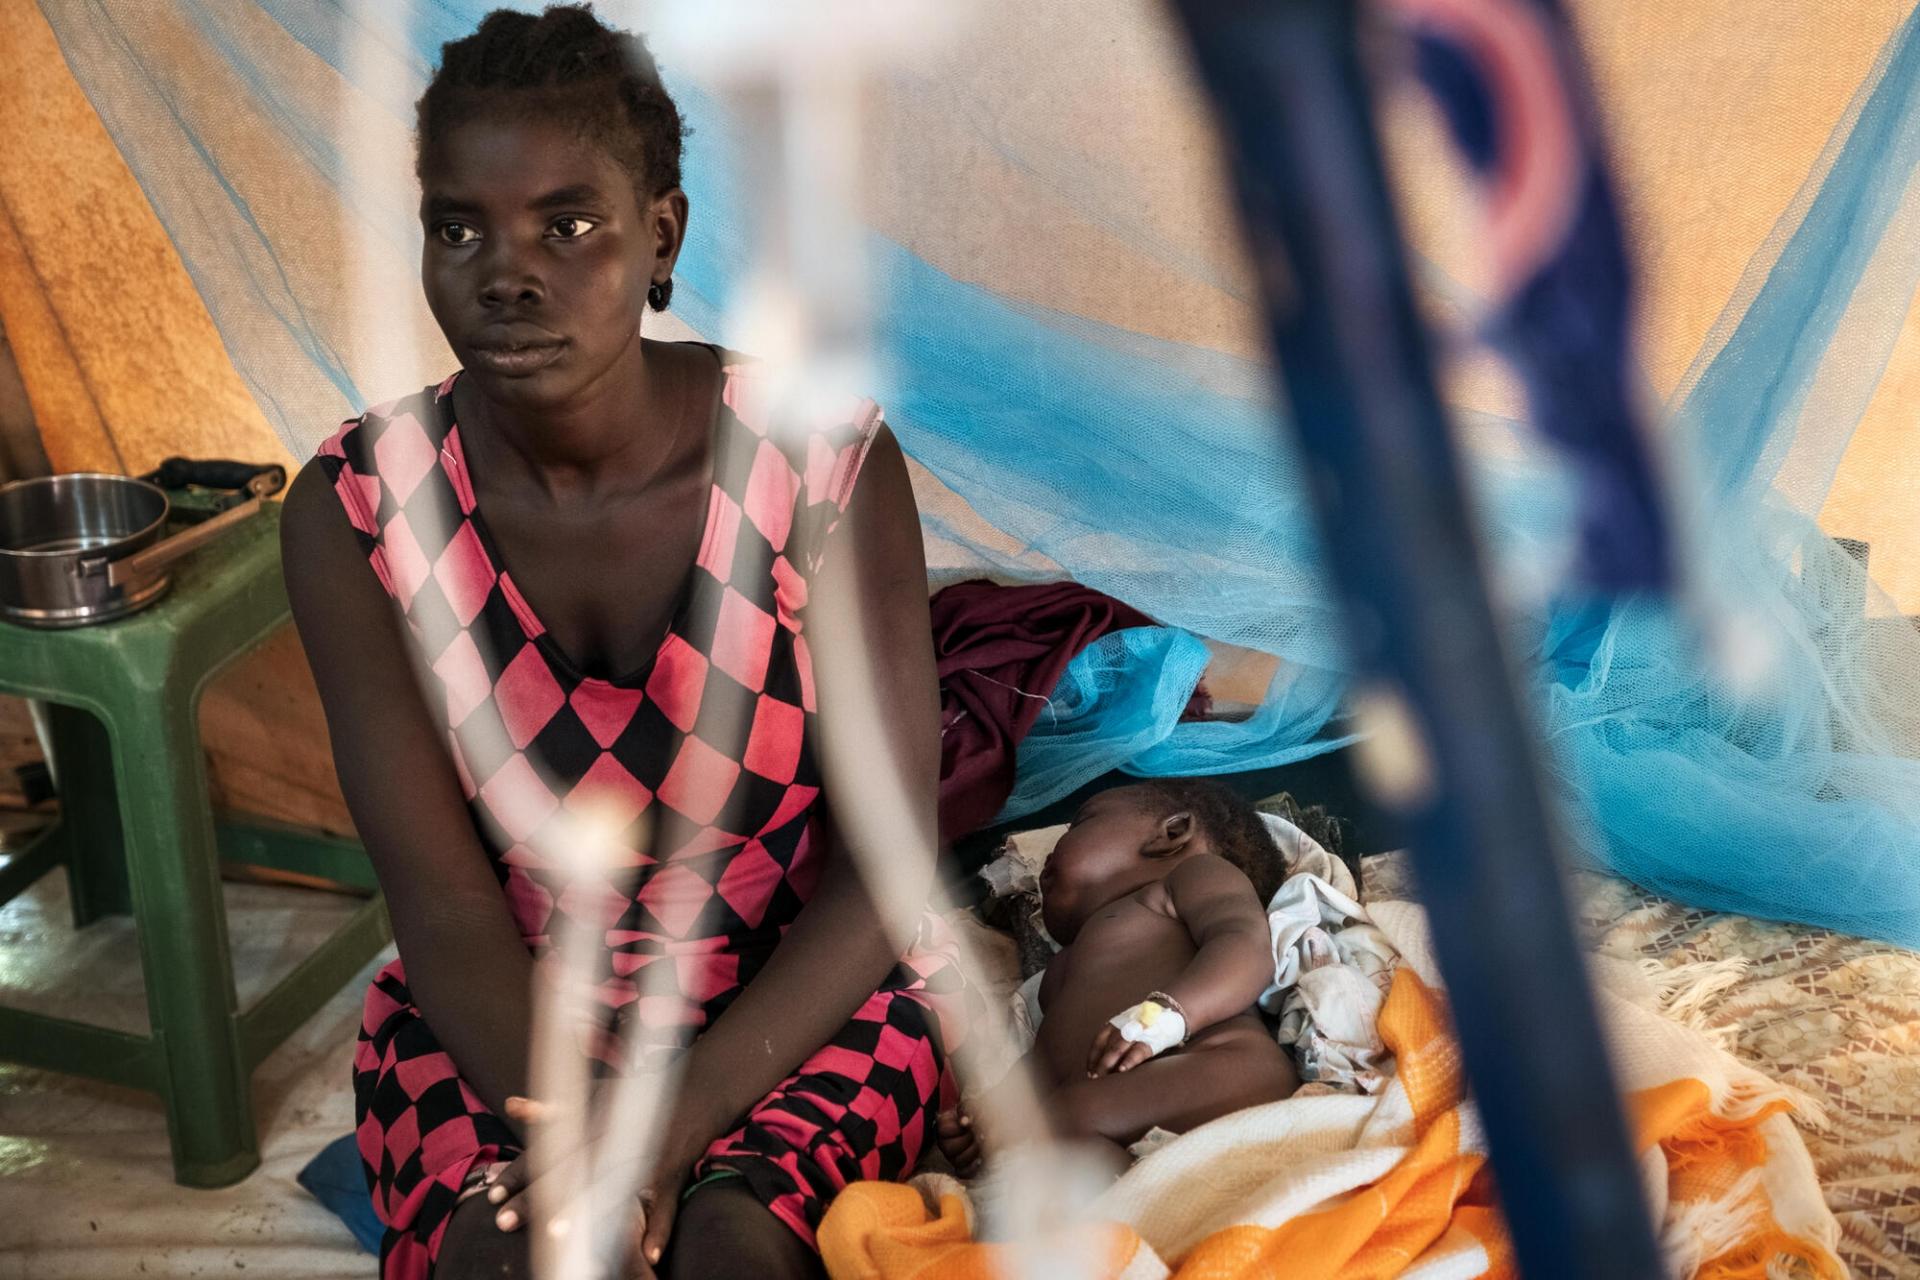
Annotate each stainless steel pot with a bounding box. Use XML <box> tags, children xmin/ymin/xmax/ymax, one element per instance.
<box><xmin>0</xmin><ymin>460</ymin><xmax>286</xmax><ymax>628</ymax></box>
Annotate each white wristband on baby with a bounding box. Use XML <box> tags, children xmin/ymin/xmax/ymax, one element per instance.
<box><xmin>1109</xmin><ymin>996</ymin><xmax>1189</xmax><ymax>1057</ymax></box>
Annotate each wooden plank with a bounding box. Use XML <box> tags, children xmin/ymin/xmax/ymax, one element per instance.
<box><xmin>199</xmin><ymin>628</ymin><xmax>355</xmax><ymax>837</ymax></box>
<box><xmin>0</xmin><ymin>695</ymin><xmax>40</xmax><ymax>804</ymax></box>
<box><xmin>4</xmin><ymin>631</ymin><xmax>352</xmax><ymax>846</ymax></box>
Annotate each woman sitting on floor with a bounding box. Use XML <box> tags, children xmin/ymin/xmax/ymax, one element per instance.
<box><xmin>283</xmin><ymin>7</ymin><xmax>966</xmax><ymax>1277</ymax></box>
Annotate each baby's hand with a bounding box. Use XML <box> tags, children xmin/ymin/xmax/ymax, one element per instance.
<box><xmin>936</xmin><ymin>1107</ymin><xmax>984</xmax><ymax>1177</ymax></box>
<box><xmin>1087</xmin><ymin>1024</ymin><xmax>1154</xmax><ymax>1078</ymax></box>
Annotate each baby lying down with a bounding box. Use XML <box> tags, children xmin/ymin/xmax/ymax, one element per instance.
<box><xmin>941</xmin><ymin>780</ymin><xmax>1299</xmax><ymax>1177</ymax></box>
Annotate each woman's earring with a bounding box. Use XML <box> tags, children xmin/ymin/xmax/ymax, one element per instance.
<box><xmin>648</xmin><ymin>279</ymin><xmax>672</xmax><ymax>311</ymax></box>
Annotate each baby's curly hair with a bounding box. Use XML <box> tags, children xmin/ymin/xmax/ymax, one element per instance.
<box><xmin>1127</xmin><ymin>778</ymin><xmax>1291</xmax><ymax>905</ymax></box>
<box><xmin>417</xmin><ymin>4</ymin><xmax>689</xmax><ymax>309</ymax></box>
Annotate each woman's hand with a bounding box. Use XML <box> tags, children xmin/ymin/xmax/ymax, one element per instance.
<box><xmin>483</xmin><ymin>1093</ymin><xmax>722</xmax><ymax>1277</ymax></box>
<box><xmin>629</xmin><ymin>1105</ymin><xmax>717</xmax><ymax>1276</ymax></box>
<box><xmin>480</xmin><ymin>1097</ymin><xmax>584</xmax><ymax>1235</ymax></box>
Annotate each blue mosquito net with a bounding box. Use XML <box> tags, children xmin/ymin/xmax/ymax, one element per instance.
<box><xmin>28</xmin><ymin>0</ymin><xmax>1920</xmax><ymax>945</ymax></box>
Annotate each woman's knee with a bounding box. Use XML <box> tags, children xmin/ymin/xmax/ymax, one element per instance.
<box><xmin>434</xmin><ymin>1191</ymin><xmax>531</xmax><ymax>1279</ymax></box>
<box><xmin>666</xmin><ymin>1183</ymin><xmax>820</xmax><ymax>1280</ymax></box>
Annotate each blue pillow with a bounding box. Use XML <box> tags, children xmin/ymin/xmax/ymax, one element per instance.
<box><xmin>297</xmin><ymin>1133</ymin><xmax>383</xmax><ymax>1254</ymax></box>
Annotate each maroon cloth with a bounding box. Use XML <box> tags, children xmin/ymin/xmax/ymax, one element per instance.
<box><xmin>932</xmin><ymin>579</ymin><xmax>1152</xmax><ymax>840</ymax></box>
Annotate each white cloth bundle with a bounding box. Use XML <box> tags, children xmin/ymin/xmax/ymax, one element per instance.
<box><xmin>1256</xmin><ymin>813</ymin><xmax>1396</xmax><ymax>1093</ymax></box>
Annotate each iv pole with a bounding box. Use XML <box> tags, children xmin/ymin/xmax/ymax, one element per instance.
<box><xmin>1161</xmin><ymin>1</ymin><xmax>1666</xmax><ymax>1275</ymax></box>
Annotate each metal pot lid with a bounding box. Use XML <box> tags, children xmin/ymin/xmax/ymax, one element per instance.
<box><xmin>0</xmin><ymin>473</ymin><xmax>170</xmax><ymax>559</ymax></box>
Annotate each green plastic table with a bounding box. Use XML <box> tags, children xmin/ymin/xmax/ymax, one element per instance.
<box><xmin>0</xmin><ymin>495</ymin><xmax>389</xmax><ymax>1187</ymax></box>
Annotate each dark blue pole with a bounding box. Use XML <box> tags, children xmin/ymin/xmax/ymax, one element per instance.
<box><xmin>1160</xmin><ymin>2</ymin><xmax>1665</xmax><ymax>1275</ymax></box>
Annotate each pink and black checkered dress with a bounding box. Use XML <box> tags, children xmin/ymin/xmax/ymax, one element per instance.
<box><xmin>315</xmin><ymin>351</ymin><xmax>968</xmax><ymax>1278</ymax></box>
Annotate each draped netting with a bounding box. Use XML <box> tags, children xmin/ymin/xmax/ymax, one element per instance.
<box><xmin>28</xmin><ymin>0</ymin><xmax>1920</xmax><ymax>944</ymax></box>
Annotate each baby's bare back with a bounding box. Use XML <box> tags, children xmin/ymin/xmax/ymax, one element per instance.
<box><xmin>1034</xmin><ymin>884</ymin><xmax>1205</xmax><ymax>1086</ymax></box>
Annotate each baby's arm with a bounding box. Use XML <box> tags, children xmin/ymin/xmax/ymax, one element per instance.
<box><xmin>1090</xmin><ymin>855</ymin><xmax>1272</xmax><ymax>1076</ymax></box>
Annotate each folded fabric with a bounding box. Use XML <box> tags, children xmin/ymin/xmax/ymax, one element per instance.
<box><xmin>296</xmin><ymin>1132</ymin><xmax>382</xmax><ymax>1255</ymax></box>
<box><xmin>821</xmin><ymin>898</ymin><xmax>1844</xmax><ymax>1280</ymax></box>
<box><xmin>975</xmin><ymin>824</ymin><xmax>1066</xmax><ymax>904</ymax></box>
<box><xmin>1278</xmin><ymin>962</ymin><xmax>1389</xmax><ymax>1094</ymax></box>
<box><xmin>1263</xmin><ymin>871</ymin><xmax>1368</xmax><ymax>992</ymax></box>
<box><xmin>820</xmin><ymin>1179</ymin><xmax>1156</xmax><ymax>1280</ymax></box>
<box><xmin>1259</xmin><ymin>841</ymin><xmax>1395</xmax><ymax>1094</ymax></box>
<box><xmin>1261</xmin><ymin>808</ymin><xmax>1359</xmax><ymax>897</ymax></box>
<box><xmin>931</xmin><ymin>580</ymin><xmax>1152</xmax><ymax>841</ymax></box>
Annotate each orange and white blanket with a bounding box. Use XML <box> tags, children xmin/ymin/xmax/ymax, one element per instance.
<box><xmin>820</xmin><ymin>900</ymin><xmax>1844</xmax><ymax>1280</ymax></box>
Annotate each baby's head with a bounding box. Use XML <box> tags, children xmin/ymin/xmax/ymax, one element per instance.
<box><xmin>1039</xmin><ymin>780</ymin><xmax>1286</xmax><ymax>942</ymax></box>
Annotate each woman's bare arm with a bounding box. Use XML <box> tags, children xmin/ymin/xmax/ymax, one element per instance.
<box><xmin>281</xmin><ymin>459</ymin><xmax>536</xmax><ymax>1131</ymax></box>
